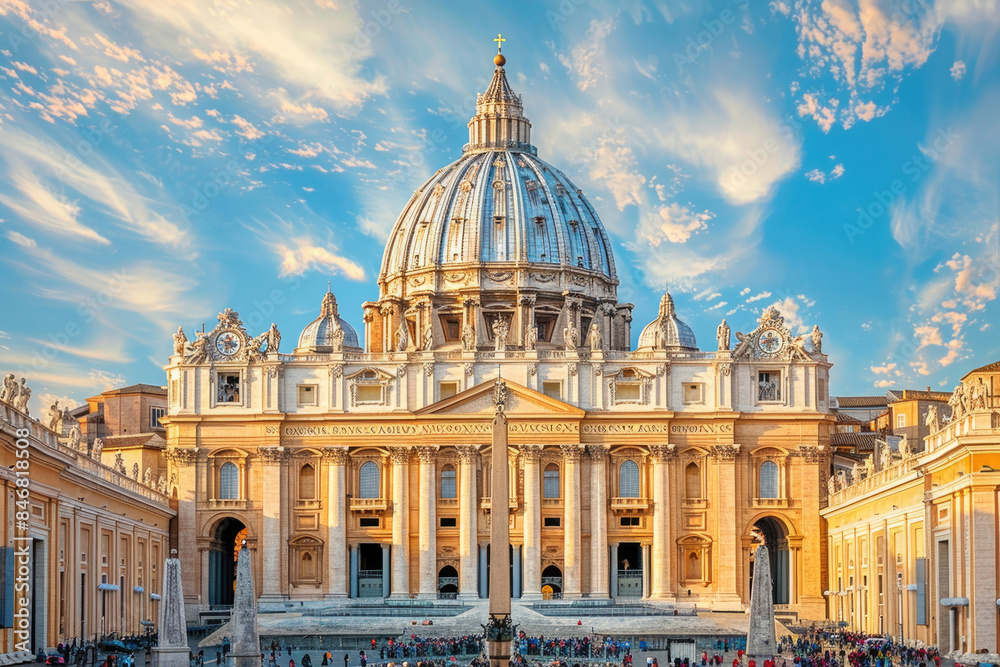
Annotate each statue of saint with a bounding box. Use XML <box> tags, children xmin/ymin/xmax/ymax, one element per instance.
<box><xmin>523</xmin><ymin>325</ymin><xmax>538</xmax><ymax>351</ymax></box>
<box><xmin>47</xmin><ymin>401</ymin><xmax>60</xmax><ymax>432</ymax></box>
<box><xmin>13</xmin><ymin>380</ymin><xmax>30</xmax><ymax>415</ymax></box>
<box><xmin>586</xmin><ymin>323</ymin><xmax>602</xmax><ymax>352</ymax></box>
<box><xmin>811</xmin><ymin>325</ymin><xmax>823</xmax><ymax>353</ymax></box>
<box><xmin>0</xmin><ymin>373</ymin><xmax>16</xmax><ymax>403</ymax></box>
<box><xmin>132</xmin><ymin>462</ymin><xmax>140</xmax><ymax>481</ymax></box>
<box><xmin>716</xmin><ymin>319</ymin><xmax>730</xmax><ymax>351</ymax></box>
<box><xmin>492</xmin><ymin>318</ymin><xmax>509</xmax><ymax>352</ymax></box>
<box><xmin>827</xmin><ymin>475</ymin><xmax>836</xmax><ymax>496</ymax></box>
<box><xmin>563</xmin><ymin>322</ymin><xmax>579</xmax><ymax>350</ymax></box>
<box><xmin>114</xmin><ymin>452</ymin><xmax>125</xmax><ymax>474</ymax></box>
<box><xmin>395</xmin><ymin>320</ymin><xmax>409</xmax><ymax>352</ymax></box>
<box><xmin>851</xmin><ymin>461</ymin><xmax>860</xmax><ymax>484</ymax></box>
<box><xmin>143</xmin><ymin>467</ymin><xmax>152</xmax><ymax>486</ymax></box>
<box><xmin>68</xmin><ymin>426</ymin><xmax>81</xmax><ymax>450</ymax></box>
<box><xmin>461</xmin><ymin>324</ymin><xmax>476</xmax><ymax>351</ymax></box>
<box><xmin>925</xmin><ymin>404</ymin><xmax>940</xmax><ymax>432</ymax></box>
<box><xmin>172</xmin><ymin>326</ymin><xmax>187</xmax><ymax>356</ymax></box>
<box><xmin>266</xmin><ymin>323</ymin><xmax>281</xmax><ymax>355</ymax></box>
<box><xmin>92</xmin><ymin>437</ymin><xmax>104</xmax><ymax>460</ymax></box>
<box><xmin>186</xmin><ymin>332</ymin><xmax>209</xmax><ymax>363</ymax></box>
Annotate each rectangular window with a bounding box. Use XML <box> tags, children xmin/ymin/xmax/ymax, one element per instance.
<box><xmin>439</xmin><ymin>517</ymin><xmax>457</xmax><ymax>528</ymax></box>
<box><xmin>356</xmin><ymin>384</ymin><xmax>383</xmax><ymax>404</ymax></box>
<box><xmin>440</xmin><ymin>316</ymin><xmax>461</xmax><ymax>342</ymax></box>
<box><xmin>150</xmin><ymin>406</ymin><xmax>166</xmax><ymax>428</ymax></box>
<box><xmin>542</xmin><ymin>381</ymin><xmax>561</xmax><ymax>399</ymax></box>
<box><xmin>359</xmin><ymin>518</ymin><xmax>380</xmax><ymax>528</ymax></box>
<box><xmin>439</xmin><ymin>382</ymin><xmax>459</xmax><ymax>399</ymax></box>
<box><xmin>543</xmin><ymin>517</ymin><xmax>561</xmax><ymax>527</ymax></box>
<box><xmin>683</xmin><ymin>383</ymin><xmax>703</xmax><ymax>404</ymax></box>
<box><xmin>216</xmin><ymin>372</ymin><xmax>242</xmax><ymax>403</ymax></box>
<box><xmin>758</xmin><ymin>371</ymin><xmax>782</xmax><ymax>402</ymax></box>
<box><xmin>818</xmin><ymin>378</ymin><xmax>827</xmax><ymax>405</ymax></box>
<box><xmin>896</xmin><ymin>413</ymin><xmax>906</xmax><ymax>429</ymax></box>
<box><xmin>535</xmin><ymin>315</ymin><xmax>557</xmax><ymax>342</ymax></box>
<box><xmin>620</xmin><ymin>517</ymin><xmax>640</xmax><ymax>527</ymax></box>
<box><xmin>297</xmin><ymin>385</ymin><xmax>318</xmax><ymax>407</ymax></box>
<box><xmin>616</xmin><ymin>381</ymin><xmax>641</xmax><ymax>402</ymax></box>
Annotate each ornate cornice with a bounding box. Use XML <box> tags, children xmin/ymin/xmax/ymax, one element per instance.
<box><xmin>321</xmin><ymin>447</ymin><xmax>350</xmax><ymax>465</ymax></box>
<box><xmin>710</xmin><ymin>444</ymin><xmax>741</xmax><ymax>461</ymax></box>
<box><xmin>648</xmin><ymin>444</ymin><xmax>676</xmax><ymax>462</ymax></box>
<box><xmin>164</xmin><ymin>447</ymin><xmax>198</xmax><ymax>465</ymax></box>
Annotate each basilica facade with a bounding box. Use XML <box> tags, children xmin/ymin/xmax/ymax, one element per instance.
<box><xmin>162</xmin><ymin>51</ymin><xmax>834</xmax><ymax>623</ymax></box>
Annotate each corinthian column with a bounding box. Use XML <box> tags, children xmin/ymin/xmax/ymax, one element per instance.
<box><xmin>589</xmin><ymin>445</ymin><xmax>610</xmax><ymax>598</ymax></box>
<box><xmin>416</xmin><ymin>445</ymin><xmax>439</xmax><ymax>599</ymax></box>
<box><xmin>389</xmin><ymin>447</ymin><xmax>410</xmax><ymax>598</ymax></box>
<box><xmin>521</xmin><ymin>445</ymin><xmax>543</xmax><ymax>599</ymax></box>
<box><xmin>258</xmin><ymin>447</ymin><xmax>287</xmax><ymax>600</ymax></box>
<box><xmin>713</xmin><ymin>443</ymin><xmax>742</xmax><ymax>609</ymax></box>
<box><xmin>322</xmin><ymin>447</ymin><xmax>349</xmax><ymax>598</ymax></box>
<box><xmin>562</xmin><ymin>444</ymin><xmax>583</xmax><ymax>598</ymax></box>
<box><xmin>457</xmin><ymin>446</ymin><xmax>479</xmax><ymax>600</ymax></box>
<box><xmin>649</xmin><ymin>444</ymin><xmax>676</xmax><ymax>601</ymax></box>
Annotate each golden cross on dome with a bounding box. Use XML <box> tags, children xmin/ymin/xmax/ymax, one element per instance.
<box><xmin>494</xmin><ymin>33</ymin><xmax>506</xmax><ymax>52</ymax></box>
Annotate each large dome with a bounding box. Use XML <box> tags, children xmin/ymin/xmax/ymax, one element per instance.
<box><xmin>363</xmin><ymin>51</ymin><xmax>633</xmax><ymax>354</ymax></box>
<box><xmin>380</xmin><ymin>150</ymin><xmax>616</xmax><ymax>280</ymax></box>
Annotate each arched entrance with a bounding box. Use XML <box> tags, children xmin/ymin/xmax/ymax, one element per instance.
<box><xmin>208</xmin><ymin>517</ymin><xmax>246</xmax><ymax>607</ymax></box>
<box><xmin>438</xmin><ymin>566</ymin><xmax>459</xmax><ymax>599</ymax></box>
<box><xmin>541</xmin><ymin>565</ymin><xmax>562</xmax><ymax>599</ymax></box>
<box><xmin>750</xmin><ymin>517</ymin><xmax>790</xmax><ymax>605</ymax></box>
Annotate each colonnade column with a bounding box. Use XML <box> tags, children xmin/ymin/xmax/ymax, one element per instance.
<box><xmin>562</xmin><ymin>444</ymin><xmax>583</xmax><ymax>598</ymax></box>
<box><xmin>389</xmin><ymin>446</ymin><xmax>410</xmax><ymax>599</ymax></box>
<box><xmin>349</xmin><ymin>545</ymin><xmax>359</xmax><ymax>598</ymax></box>
<box><xmin>382</xmin><ymin>545</ymin><xmax>391</xmax><ymax>598</ymax></box>
<box><xmin>512</xmin><ymin>545</ymin><xmax>522</xmax><ymax>598</ymax></box>
<box><xmin>478</xmin><ymin>544</ymin><xmax>489</xmax><ymax>598</ymax></box>
<box><xmin>416</xmin><ymin>446</ymin><xmax>439</xmax><ymax>599</ymax></box>
<box><xmin>259</xmin><ymin>446</ymin><xmax>287</xmax><ymax>600</ymax></box>
<box><xmin>323</xmin><ymin>447</ymin><xmax>349</xmax><ymax>598</ymax></box>
<box><xmin>649</xmin><ymin>444</ymin><xmax>675</xmax><ymax>601</ymax></box>
<box><xmin>610</xmin><ymin>543</ymin><xmax>619</xmax><ymax>598</ymax></box>
<box><xmin>458</xmin><ymin>446</ymin><xmax>479</xmax><ymax>600</ymax></box>
<box><xmin>521</xmin><ymin>445</ymin><xmax>543</xmax><ymax>599</ymax></box>
<box><xmin>714</xmin><ymin>444</ymin><xmax>742</xmax><ymax>609</ymax></box>
<box><xmin>589</xmin><ymin>445</ymin><xmax>610</xmax><ymax>598</ymax></box>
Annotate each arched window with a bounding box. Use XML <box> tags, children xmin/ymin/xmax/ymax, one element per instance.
<box><xmin>759</xmin><ymin>461</ymin><xmax>779</xmax><ymax>499</ymax></box>
<box><xmin>543</xmin><ymin>463</ymin><xmax>560</xmax><ymax>499</ymax></box>
<box><xmin>685</xmin><ymin>463</ymin><xmax>701</xmax><ymax>499</ymax></box>
<box><xmin>441</xmin><ymin>464</ymin><xmax>457</xmax><ymax>499</ymax></box>
<box><xmin>219</xmin><ymin>462</ymin><xmax>239</xmax><ymax>499</ymax></box>
<box><xmin>298</xmin><ymin>463</ymin><xmax>315</xmax><ymax>499</ymax></box>
<box><xmin>359</xmin><ymin>461</ymin><xmax>380</xmax><ymax>499</ymax></box>
<box><xmin>618</xmin><ymin>460</ymin><xmax>640</xmax><ymax>498</ymax></box>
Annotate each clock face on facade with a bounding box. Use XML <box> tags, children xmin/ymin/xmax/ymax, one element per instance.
<box><xmin>758</xmin><ymin>328</ymin><xmax>784</xmax><ymax>354</ymax></box>
<box><xmin>215</xmin><ymin>331</ymin><xmax>242</xmax><ymax>357</ymax></box>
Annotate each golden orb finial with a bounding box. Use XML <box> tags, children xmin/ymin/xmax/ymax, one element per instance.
<box><xmin>493</xmin><ymin>33</ymin><xmax>506</xmax><ymax>67</ymax></box>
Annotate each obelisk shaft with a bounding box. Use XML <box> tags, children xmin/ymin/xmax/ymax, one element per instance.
<box><xmin>747</xmin><ymin>544</ymin><xmax>776</xmax><ymax>661</ymax></box>
<box><xmin>487</xmin><ymin>380</ymin><xmax>512</xmax><ymax>667</ymax></box>
<box><xmin>230</xmin><ymin>545</ymin><xmax>261</xmax><ymax>667</ymax></box>
<box><xmin>151</xmin><ymin>553</ymin><xmax>189</xmax><ymax>667</ymax></box>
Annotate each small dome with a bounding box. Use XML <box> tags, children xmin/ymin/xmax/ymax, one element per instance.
<box><xmin>637</xmin><ymin>293</ymin><xmax>698</xmax><ymax>351</ymax></box>
<box><xmin>296</xmin><ymin>290</ymin><xmax>361</xmax><ymax>353</ymax></box>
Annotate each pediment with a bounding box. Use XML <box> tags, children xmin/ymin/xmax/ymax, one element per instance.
<box><xmin>416</xmin><ymin>380</ymin><xmax>585</xmax><ymax>417</ymax></box>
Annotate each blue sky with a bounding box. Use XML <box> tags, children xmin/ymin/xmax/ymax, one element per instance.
<box><xmin>0</xmin><ymin>0</ymin><xmax>998</xmax><ymax>413</ymax></box>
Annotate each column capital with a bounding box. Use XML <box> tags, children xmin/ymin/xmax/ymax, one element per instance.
<box><xmin>587</xmin><ymin>444</ymin><xmax>610</xmax><ymax>461</ymax></box>
<box><xmin>414</xmin><ymin>445</ymin><xmax>440</xmax><ymax>463</ymax></box>
<box><xmin>257</xmin><ymin>446</ymin><xmax>287</xmax><ymax>465</ymax></box>
<box><xmin>648</xmin><ymin>444</ymin><xmax>677</xmax><ymax>462</ymax></box>
<box><xmin>321</xmin><ymin>447</ymin><xmax>350</xmax><ymax>464</ymax></box>
<box><xmin>560</xmin><ymin>444</ymin><xmax>584</xmax><ymax>462</ymax></box>
<box><xmin>711</xmin><ymin>443</ymin><xmax>741</xmax><ymax>461</ymax></box>
<box><xmin>164</xmin><ymin>446</ymin><xmax>199</xmax><ymax>465</ymax></box>
<box><xmin>797</xmin><ymin>444</ymin><xmax>827</xmax><ymax>464</ymax></box>
<box><xmin>520</xmin><ymin>444</ymin><xmax>544</xmax><ymax>462</ymax></box>
<box><xmin>456</xmin><ymin>445</ymin><xmax>480</xmax><ymax>463</ymax></box>
<box><xmin>389</xmin><ymin>446</ymin><xmax>410</xmax><ymax>464</ymax></box>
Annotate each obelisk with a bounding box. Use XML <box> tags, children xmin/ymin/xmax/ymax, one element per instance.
<box><xmin>746</xmin><ymin>544</ymin><xmax>776</xmax><ymax>661</ymax></box>
<box><xmin>229</xmin><ymin>542</ymin><xmax>261</xmax><ymax>667</ymax></box>
<box><xmin>151</xmin><ymin>550</ymin><xmax>189</xmax><ymax>667</ymax></box>
<box><xmin>485</xmin><ymin>379</ymin><xmax>513</xmax><ymax>667</ymax></box>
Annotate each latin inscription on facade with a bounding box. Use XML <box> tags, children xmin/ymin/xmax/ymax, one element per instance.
<box><xmin>281</xmin><ymin>422</ymin><xmax>579</xmax><ymax>437</ymax></box>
